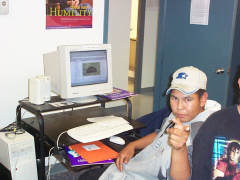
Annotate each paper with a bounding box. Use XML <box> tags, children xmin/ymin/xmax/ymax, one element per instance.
<box><xmin>70</xmin><ymin>141</ymin><xmax>118</xmax><ymax>163</ymax></box>
<box><xmin>82</xmin><ymin>144</ymin><xmax>100</xmax><ymax>151</ymax></box>
<box><xmin>65</xmin><ymin>146</ymin><xmax>114</xmax><ymax>167</ymax></box>
<box><xmin>190</xmin><ymin>0</ymin><xmax>210</xmax><ymax>25</ymax></box>
<box><xmin>146</xmin><ymin>0</ymin><xmax>159</xmax><ymax>11</ymax></box>
<box><xmin>87</xmin><ymin>115</ymin><xmax>128</xmax><ymax>125</ymax></box>
<box><xmin>49</xmin><ymin>101</ymin><xmax>74</xmax><ymax>107</ymax></box>
<box><xmin>87</xmin><ymin>115</ymin><xmax>116</xmax><ymax>122</ymax></box>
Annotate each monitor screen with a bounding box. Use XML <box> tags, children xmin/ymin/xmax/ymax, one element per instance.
<box><xmin>70</xmin><ymin>50</ymin><xmax>108</xmax><ymax>86</ymax></box>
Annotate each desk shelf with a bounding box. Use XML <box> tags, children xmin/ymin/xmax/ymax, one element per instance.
<box><xmin>17</xmin><ymin>95</ymin><xmax>145</xmax><ymax>180</ymax></box>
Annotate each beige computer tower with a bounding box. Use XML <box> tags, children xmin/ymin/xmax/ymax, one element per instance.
<box><xmin>0</xmin><ymin>131</ymin><xmax>38</xmax><ymax>180</ymax></box>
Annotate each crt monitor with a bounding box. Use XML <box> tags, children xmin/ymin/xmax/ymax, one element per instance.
<box><xmin>43</xmin><ymin>44</ymin><xmax>113</xmax><ymax>103</ymax></box>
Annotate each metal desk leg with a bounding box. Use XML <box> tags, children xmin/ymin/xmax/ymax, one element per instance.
<box><xmin>16</xmin><ymin>105</ymin><xmax>45</xmax><ymax>179</ymax></box>
<box><xmin>36</xmin><ymin>113</ymin><xmax>45</xmax><ymax>180</ymax></box>
<box><xmin>124</xmin><ymin>98</ymin><xmax>132</xmax><ymax>122</ymax></box>
<box><xmin>16</xmin><ymin>105</ymin><xmax>21</xmax><ymax>124</ymax></box>
<box><xmin>101</xmin><ymin>102</ymin><xmax>105</xmax><ymax>108</ymax></box>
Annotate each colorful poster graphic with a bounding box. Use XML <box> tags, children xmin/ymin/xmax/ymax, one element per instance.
<box><xmin>212</xmin><ymin>137</ymin><xmax>240</xmax><ymax>179</ymax></box>
<box><xmin>46</xmin><ymin>0</ymin><xmax>93</xmax><ymax>29</ymax></box>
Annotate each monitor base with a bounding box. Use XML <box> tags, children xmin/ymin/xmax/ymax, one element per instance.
<box><xmin>67</xmin><ymin>96</ymin><xmax>98</xmax><ymax>104</ymax></box>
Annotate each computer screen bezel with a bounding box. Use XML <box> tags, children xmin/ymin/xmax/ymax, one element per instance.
<box><xmin>44</xmin><ymin>44</ymin><xmax>113</xmax><ymax>102</ymax></box>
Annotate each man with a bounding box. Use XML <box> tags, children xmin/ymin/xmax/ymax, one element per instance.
<box><xmin>79</xmin><ymin>66</ymin><xmax>221</xmax><ymax>180</ymax></box>
<box><xmin>192</xmin><ymin>72</ymin><xmax>240</xmax><ymax>180</ymax></box>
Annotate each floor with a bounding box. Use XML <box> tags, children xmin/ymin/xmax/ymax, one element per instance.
<box><xmin>49</xmin><ymin>78</ymin><xmax>154</xmax><ymax>180</ymax></box>
<box><xmin>127</xmin><ymin>77</ymin><xmax>154</xmax><ymax>120</ymax></box>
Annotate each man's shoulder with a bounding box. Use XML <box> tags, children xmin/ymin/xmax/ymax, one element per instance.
<box><xmin>198</xmin><ymin>105</ymin><xmax>237</xmax><ymax>133</ymax></box>
<box><xmin>207</xmin><ymin>105</ymin><xmax>236</xmax><ymax>120</ymax></box>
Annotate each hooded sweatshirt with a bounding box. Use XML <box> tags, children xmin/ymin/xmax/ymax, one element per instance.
<box><xmin>99</xmin><ymin>100</ymin><xmax>221</xmax><ymax>180</ymax></box>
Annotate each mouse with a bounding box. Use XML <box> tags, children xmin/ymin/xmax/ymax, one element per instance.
<box><xmin>109</xmin><ymin>136</ymin><xmax>125</xmax><ymax>145</ymax></box>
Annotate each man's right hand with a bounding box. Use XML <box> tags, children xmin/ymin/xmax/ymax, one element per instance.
<box><xmin>115</xmin><ymin>132</ymin><xmax>157</xmax><ymax>172</ymax></box>
<box><xmin>115</xmin><ymin>142</ymin><xmax>135</xmax><ymax>172</ymax></box>
<box><xmin>167</xmin><ymin>118</ymin><xmax>190</xmax><ymax>150</ymax></box>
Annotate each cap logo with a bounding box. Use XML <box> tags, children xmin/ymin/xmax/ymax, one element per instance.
<box><xmin>176</xmin><ymin>72</ymin><xmax>188</xmax><ymax>79</ymax></box>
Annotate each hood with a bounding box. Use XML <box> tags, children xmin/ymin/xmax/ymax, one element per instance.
<box><xmin>204</xmin><ymin>99</ymin><xmax>221</xmax><ymax>112</ymax></box>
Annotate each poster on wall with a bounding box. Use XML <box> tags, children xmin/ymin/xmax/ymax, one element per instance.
<box><xmin>46</xmin><ymin>0</ymin><xmax>93</xmax><ymax>29</ymax></box>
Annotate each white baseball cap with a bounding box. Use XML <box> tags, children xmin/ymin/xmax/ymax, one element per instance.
<box><xmin>166</xmin><ymin>66</ymin><xmax>207</xmax><ymax>95</ymax></box>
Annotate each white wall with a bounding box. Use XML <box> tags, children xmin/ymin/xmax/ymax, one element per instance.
<box><xmin>130</xmin><ymin>0</ymin><xmax>138</xmax><ymax>40</ymax></box>
<box><xmin>108</xmin><ymin>0</ymin><xmax>131</xmax><ymax>89</ymax></box>
<box><xmin>141</xmin><ymin>1</ymin><xmax>159</xmax><ymax>88</ymax></box>
<box><xmin>0</xmin><ymin>0</ymin><xmax>132</xmax><ymax>128</ymax></box>
<box><xmin>0</xmin><ymin>0</ymin><xmax>105</xmax><ymax>127</ymax></box>
<box><xmin>107</xmin><ymin>0</ymin><xmax>132</xmax><ymax>107</ymax></box>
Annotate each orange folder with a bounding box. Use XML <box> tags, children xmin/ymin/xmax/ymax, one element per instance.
<box><xmin>69</xmin><ymin>141</ymin><xmax>118</xmax><ymax>163</ymax></box>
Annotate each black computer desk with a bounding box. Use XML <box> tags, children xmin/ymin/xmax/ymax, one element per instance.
<box><xmin>16</xmin><ymin>96</ymin><xmax>146</xmax><ymax>180</ymax></box>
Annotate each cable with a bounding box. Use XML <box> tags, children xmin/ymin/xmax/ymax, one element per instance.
<box><xmin>47</xmin><ymin>157</ymin><xmax>58</xmax><ymax>180</ymax></box>
<box><xmin>1</xmin><ymin>98</ymin><xmax>29</xmax><ymax>138</ymax></box>
<box><xmin>3</xmin><ymin>98</ymin><xmax>31</xmax><ymax>139</ymax></box>
<box><xmin>56</xmin><ymin>131</ymin><xmax>67</xmax><ymax>150</ymax></box>
<box><xmin>46</xmin><ymin>130</ymin><xmax>66</xmax><ymax>180</ymax></box>
<box><xmin>46</xmin><ymin>147</ymin><xmax>58</xmax><ymax>180</ymax></box>
<box><xmin>46</xmin><ymin>147</ymin><xmax>54</xmax><ymax>180</ymax></box>
<box><xmin>45</xmin><ymin>131</ymin><xmax>67</xmax><ymax>179</ymax></box>
<box><xmin>1</xmin><ymin>122</ymin><xmax>26</xmax><ymax>139</ymax></box>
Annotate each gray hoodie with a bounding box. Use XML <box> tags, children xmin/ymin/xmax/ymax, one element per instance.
<box><xmin>99</xmin><ymin>100</ymin><xmax>221</xmax><ymax>180</ymax></box>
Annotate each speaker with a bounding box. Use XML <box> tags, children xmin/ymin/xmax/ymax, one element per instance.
<box><xmin>37</xmin><ymin>75</ymin><xmax>51</xmax><ymax>101</ymax></box>
<box><xmin>28</xmin><ymin>77</ymin><xmax>45</xmax><ymax>105</ymax></box>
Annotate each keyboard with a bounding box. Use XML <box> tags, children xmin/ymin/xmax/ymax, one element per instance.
<box><xmin>67</xmin><ymin>116</ymin><xmax>133</xmax><ymax>143</ymax></box>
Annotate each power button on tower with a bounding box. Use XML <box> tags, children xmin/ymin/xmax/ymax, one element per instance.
<box><xmin>0</xmin><ymin>0</ymin><xmax>9</xmax><ymax>15</ymax></box>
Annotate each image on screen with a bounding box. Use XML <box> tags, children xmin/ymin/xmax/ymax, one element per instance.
<box><xmin>83</xmin><ymin>62</ymin><xmax>101</xmax><ymax>76</ymax></box>
<box><xmin>70</xmin><ymin>50</ymin><xmax>108</xmax><ymax>87</ymax></box>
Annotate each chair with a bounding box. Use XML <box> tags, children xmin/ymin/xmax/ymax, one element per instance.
<box><xmin>136</xmin><ymin>106</ymin><xmax>171</xmax><ymax>137</ymax></box>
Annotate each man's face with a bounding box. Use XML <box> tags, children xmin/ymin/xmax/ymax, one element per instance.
<box><xmin>170</xmin><ymin>89</ymin><xmax>206</xmax><ymax>123</ymax></box>
<box><xmin>229</xmin><ymin>147</ymin><xmax>240</xmax><ymax>162</ymax></box>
